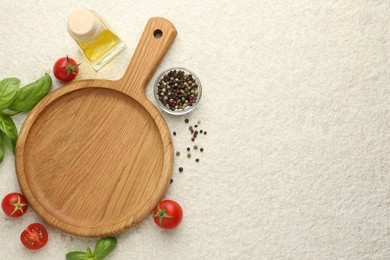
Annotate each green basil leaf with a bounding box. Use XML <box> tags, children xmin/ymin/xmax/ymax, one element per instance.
<box><xmin>0</xmin><ymin>131</ymin><xmax>5</xmax><ymax>163</ymax></box>
<box><xmin>8</xmin><ymin>73</ymin><xmax>52</xmax><ymax>112</ymax></box>
<box><xmin>0</xmin><ymin>78</ymin><xmax>20</xmax><ymax>110</ymax></box>
<box><xmin>65</xmin><ymin>251</ymin><xmax>89</xmax><ymax>260</ymax></box>
<box><xmin>0</xmin><ymin>115</ymin><xmax>18</xmax><ymax>153</ymax></box>
<box><xmin>93</xmin><ymin>237</ymin><xmax>117</xmax><ymax>260</ymax></box>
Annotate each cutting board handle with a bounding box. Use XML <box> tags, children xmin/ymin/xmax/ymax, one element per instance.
<box><xmin>117</xmin><ymin>17</ymin><xmax>177</xmax><ymax>96</ymax></box>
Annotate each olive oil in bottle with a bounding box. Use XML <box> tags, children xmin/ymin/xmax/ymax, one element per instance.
<box><xmin>67</xmin><ymin>9</ymin><xmax>126</xmax><ymax>71</ymax></box>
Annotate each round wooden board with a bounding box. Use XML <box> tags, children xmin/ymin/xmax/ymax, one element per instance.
<box><xmin>15</xmin><ymin>18</ymin><xmax>176</xmax><ymax>237</ymax></box>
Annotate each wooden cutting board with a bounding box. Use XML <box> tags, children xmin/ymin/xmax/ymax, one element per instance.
<box><xmin>15</xmin><ymin>17</ymin><xmax>176</xmax><ymax>237</ymax></box>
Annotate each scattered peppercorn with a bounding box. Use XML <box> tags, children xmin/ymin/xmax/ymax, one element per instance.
<box><xmin>185</xmin><ymin>119</ymin><xmax>189</xmax><ymax>123</ymax></box>
<box><xmin>173</xmin><ymin>119</ymin><xmax>207</xmax><ymax>174</ymax></box>
<box><xmin>173</xmin><ymin>131</ymin><xmax>176</xmax><ymax>136</ymax></box>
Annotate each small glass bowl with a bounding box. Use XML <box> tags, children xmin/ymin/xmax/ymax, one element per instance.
<box><xmin>154</xmin><ymin>67</ymin><xmax>202</xmax><ymax>115</ymax></box>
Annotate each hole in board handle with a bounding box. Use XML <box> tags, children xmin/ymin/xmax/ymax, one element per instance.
<box><xmin>154</xmin><ymin>29</ymin><xmax>163</xmax><ymax>38</ymax></box>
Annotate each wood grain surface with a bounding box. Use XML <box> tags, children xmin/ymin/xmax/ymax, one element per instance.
<box><xmin>15</xmin><ymin>17</ymin><xmax>177</xmax><ymax>237</ymax></box>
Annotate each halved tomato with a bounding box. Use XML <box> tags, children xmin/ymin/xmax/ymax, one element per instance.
<box><xmin>20</xmin><ymin>223</ymin><xmax>48</xmax><ymax>250</ymax></box>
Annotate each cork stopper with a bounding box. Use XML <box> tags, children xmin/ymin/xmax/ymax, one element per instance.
<box><xmin>67</xmin><ymin>9</ymin><xmax>100</xmax><ymax>41</ymax></box>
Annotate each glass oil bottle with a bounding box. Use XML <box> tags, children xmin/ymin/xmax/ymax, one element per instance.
<box><xmin>67</xmin><ymin>9</ymin><xmax>126</xmax><ymax>71</ymax></box>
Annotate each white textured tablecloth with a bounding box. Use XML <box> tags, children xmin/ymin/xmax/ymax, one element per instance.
<box><xmin>0</xmin><ymin>1</ymin><xmax>389</xmax><ymax>259</ymax></box>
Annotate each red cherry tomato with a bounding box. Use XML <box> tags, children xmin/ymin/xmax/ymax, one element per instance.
<box><xmin>20</xmin><ymin>223</ymin><xmax>48</xmax><ymax>250</ymax></box>
<box><xmin>2</xmin><ymin>192</ymin><xmax>28</xmax><ymax>218</ymax></box>
<box><xmin>153</xmin><ymin>200</ymin><xmax>183</xmax><ymax>230</ymax></box>
<box><xmin>53</xmin><ymin>56</ymin><xmax>80</xmax><ymax>82</ymax></box>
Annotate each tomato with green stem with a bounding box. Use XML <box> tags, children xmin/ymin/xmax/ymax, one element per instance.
<box><xmin>53</xmin><ymin>56</ymin><xmax>80</xmax><ymax>82</ymax></box>
<box><xmin>153</xmin><ymin>200</ymin><xmax>183</xmax><ymax>230</ymax></box>
<box><xmin>20</xmin><ymin>223</ymin><xmax>48</xmax><ymax>250</ymax></box>
<box><xmin>2</xmin><ymin>192</ymin><xmax>28</xmax><ymax>218</ymax></box>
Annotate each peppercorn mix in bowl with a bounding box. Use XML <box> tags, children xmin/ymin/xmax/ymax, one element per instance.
<box><xmin>154</xmin><ymin>68</ymin><xmax>202</xmax><ymax>115</ymax></box>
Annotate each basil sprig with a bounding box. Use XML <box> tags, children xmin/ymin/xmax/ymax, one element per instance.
<box><xmin>66</xmin><ymin>237</ymin><xmax>118</xmax><ymax>260</ymax></box>
<box><xmin>0</xmin><ymin>74</ymin><xmax>51</xmax><ymax>163</ymax></box>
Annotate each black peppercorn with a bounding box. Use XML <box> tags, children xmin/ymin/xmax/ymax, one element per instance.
<box><xmin>187</xmin><ymin>147</ymin><xmax>190</xmax><ymax>151</ymax></box>
<box><xmin>185</xmin><ymin>119</ymin><xmax>189</xmax><ymax>123</ymax></box>
<box><xmin>200</xmin><ymin>148</ymin><xmax>204</xmax><ymax>152</ymax></box>
<box><xmin>179</xmin><ymin>167</ymin><xmax>183</xmax><ymax>172</ymax></box>
<box><xmin>195</xmin><ymin>158</ymin><xmax>199</xmax><ymax>162</ymax></box>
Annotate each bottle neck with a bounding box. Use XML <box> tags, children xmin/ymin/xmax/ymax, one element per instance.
<box><xmin>69</xmin><ymin>23</ymin><xmax>101</xmax><ymax>42</ymax></box>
